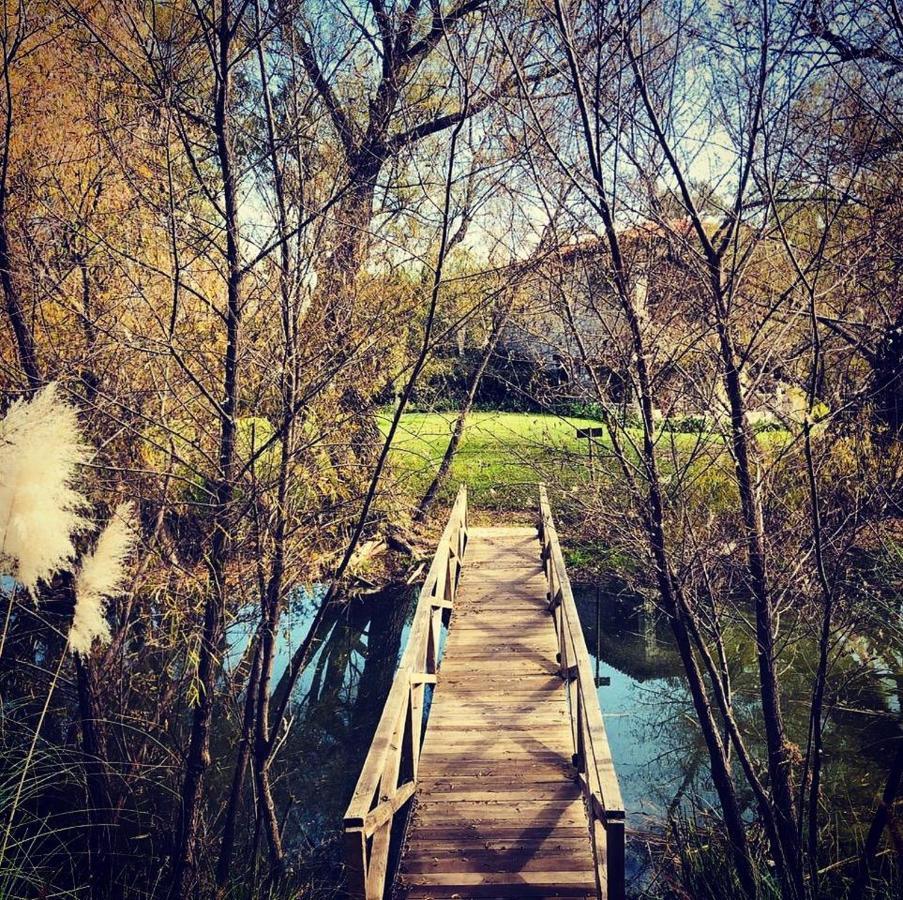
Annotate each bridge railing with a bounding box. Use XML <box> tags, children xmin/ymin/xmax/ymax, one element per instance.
<box><xmin>539</xmin><ymin>483</ymin><xmax>626</xmax><ymax>900</ymax></box>
<box><xmin>343</xmin><ymin>484</ymin><xmax>468</xmax><ymax>900</ymax></box>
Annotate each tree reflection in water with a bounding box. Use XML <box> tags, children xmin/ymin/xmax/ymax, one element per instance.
<box><xmin>571</xmin><ymin>581</ymin><xmax>901</xmax><ymax>888</ymax></box>
<box><xmin>217</xmin><ymin>582</ymin><xmax>417</xmax><ymax>889</ymax></box>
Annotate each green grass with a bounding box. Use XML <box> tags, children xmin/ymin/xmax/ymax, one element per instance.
<box><xmin>380</xmin><ymin>411</ymin><xmax>601</xmax><ymax>511</ymax></box>
<box><xmin>380</xmin><ymin>410</ymin><xmax>712</xmax><ymax>512</ymax></box>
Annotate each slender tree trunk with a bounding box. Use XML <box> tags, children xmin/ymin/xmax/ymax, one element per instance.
<box><xmin>851</xmin><ymin>739</ymin><xmax>903</xmax><ymax>897</ymax></box>
<box><xmin>415</xmin><ymin>307</ymin><xmax>509</xmax><ymax>521</ymax></box>
<box><xmin>253</xmin><ymin>552</ymin><xmax>289</xmax><ymax>870</ymax></box>
<box><xmin>871</xmin><ymin>307</ymin><xmax>903</xmax><ymax>442</ymax></box>
<box><xmin>0</xmin><ymin>217</ymin><xmax>40</xmax><ymax>389</ymax></box>
<box><xmin>684</xmin><ymin>592</ymin><xmax>797</xmax><ymax>898</ymax></box>
<box><xmin>0</xmin><ymin>36</ymin><xmax>40</xmax><ymax>391</ymax></box>
<box><xmin>248</xmin><ymin>9</ymin><xmax>299</xmax><ymax>870</ymax></box>
<box><xmin>75</xmin><ymin>654</ymin><xmax>116</xmax><ymax>900</ymax></box>
<box><xmin>797</xmin><ymin>260</ymin><xmax>835</xmax><ymax>893</ymax></box>
<box><xmin>710</xmin><ymin>266</ymin><xmax>802</xmax><ymax>895</ymax></box>
<box><xmin>801</xmin><ymin>422</ymin><xmax>834</xmax><ymax>893</ymax></box>
<box><xmin>214</xmin><ymin>638</ymin><xmax>262</xmax><ymax>894</ymax></box>
<box><xmin>76</xmin><ymin>252</ymin><xmax>100</xmax><ymax>403</ymax></box>
<box><xmin>549</xmin><ymin>4</ymin><xmax>757</xmax><ymax>887</ymax></box>
<box><xmin>618</xmin><ymin>15</ymin><xmax>799</xmax><ymax>885</ymax></box>
<box><xmin>559</xmin><ymin>211</ymin><xmax>759</xmax><ymax>900</ymax></box>
<box><xmin>645</xmin><ymin>518</ymin><xmax>757</xmax><ymax>898</ymax></box>
<box><xmin>171</xmin><ymin>5</ymin><xmax>243</xmax><ymax>895</ymax></box>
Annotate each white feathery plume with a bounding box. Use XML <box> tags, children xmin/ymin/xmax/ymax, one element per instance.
<box><xmin>0</xmin><ymin>383</ymin><xmax>91</xmax><ymax>591</ymax></box>
<box><xmin>70</xmin><ymin>503</ymin><xmax>138</xmax><ymax>655</ymax></box>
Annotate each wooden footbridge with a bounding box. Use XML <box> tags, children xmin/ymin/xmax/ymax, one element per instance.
<box><xmin>344</xmin><ymin>485</ymin><xmax>624</xmax><ymax>899</ymax></box>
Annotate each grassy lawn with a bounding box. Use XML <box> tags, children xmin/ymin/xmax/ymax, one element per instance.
<box><xmin>379</xmin><ymin>409</ymin><xmax>731</xmax><ymax>514</ymax></box>
<box><xmin>380</xmin><ymin>410</ymin><xmax>606</xmax><ymax>512</ymax></box>
<box><xmin>379</xmin><ymin>409</ymin><xmax>777</xmax><ymax>516</ymax></box>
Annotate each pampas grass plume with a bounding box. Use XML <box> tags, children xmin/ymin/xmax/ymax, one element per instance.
<box><xmin>0</xmin><ymin>384</ymin><xmax>91</xmax><ymax>591</ymax></box>
<box><xmin>70</xmin><ymin>503</ymin><xmax>138</xmax><ymax>655</ymax></box>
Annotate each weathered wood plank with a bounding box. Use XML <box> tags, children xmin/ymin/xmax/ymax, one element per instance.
<box><xmin>404</xmin><ymin>825</ymin><xmax>594</xmax><ymax>842</ymax></box>
<box><xmin>400</xmin><ymin>887</ymin><xmax>596</xmax><ymax>900</ymax></box>
<box><xmin>402</xmin><ymin>853</ymin><xmax>596</xmax><ymax>874</ymax></box>
<box><xmin>425</xmin><ymin>717</ymin><xmax>570</xmax><ymax>728</ymax></box>
<box><xmin>398</xmin><ymin>872</ymin><xmax>597</xmax><ymax>887</ymax></box>
<box><xmin>404</xmin><ymin>839</ymin><xmax>595</xmax><ymax>855</ymax></box>
<box><xmin>407</xmin><ymin>785</ymin><xmax>581</xmax><ymax>802</ymax></box>
<box><xmin>416</xmin><ymin>776</ymin><xmax>578</xmax><ymax>790</ymax></box>
<box><xmin>412</xmin><ymin>808</ymin><xmax>589</xmax><ymax>827</ymax></box>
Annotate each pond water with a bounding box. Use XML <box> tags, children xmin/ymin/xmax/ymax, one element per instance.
<box><xmin>569</xmin><ymin>580</ymin><xmax>901</xmax><ymax>886</ymax></box>
<box><xmin>217</xmin><ymin>583</ymin><xmax>421</xmax><ymax>891</ymax></box>
<box><xmin>222</xmin><ymin>574</ymin><xmax>900</xmax><ymax>895</ymax></box>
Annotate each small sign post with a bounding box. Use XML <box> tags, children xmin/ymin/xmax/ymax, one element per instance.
<box><xmin>575</xmin><ymin>426</ymin><xmax>604</xmax><ymax>481</ymax></box>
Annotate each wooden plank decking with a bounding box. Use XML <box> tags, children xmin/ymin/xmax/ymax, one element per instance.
<box><xmin>395</xmin><ymin>526</ymin><xmax>598</xmax><ymax>899</ymax></box>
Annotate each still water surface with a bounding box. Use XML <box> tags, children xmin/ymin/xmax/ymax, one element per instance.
<box><xmin>225</xmin><ymin>575</ymin><xmax>899</xmax><ymax>893</ymax></box>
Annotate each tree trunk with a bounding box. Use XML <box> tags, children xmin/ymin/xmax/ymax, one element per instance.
<box><xmin>549</xmin><ymin>4</ymin><xmax>758</xmax><ymax>885</ymax></box>
<box><xmin>684</xmin><ymin>589</ymin><xmax>797</xmax><ymax>898</ymax></box>
<box><xmin>322</xmin><ymin>171</ymin><xmax>385</xmax><ymax>459</ymax></box>
<box><xmin>0</xmin><ymin>41</ymin><xmax>41</xmax><ymax>391</ymax></box>
<box><xmin>645</xmin><ymin>521</ymin><xmax>758</xmax><ymax>898</ymax></box>
<box><xmin>253</xmin><ymin>561</ymin><xmax>288</xmax><ymax>870</ymax></box>
<box><xmin>170</xmin><ymin>5</ymin><xmax>243</xmax><ymax>895</ymax></box>
<box><xmin>75</xmin><ymin>654</ymin><xmax>116</xmax><ymax>900</ymax></box>
<box><xmin>415</xmin><ymin>309</ymin><xmax>509</xmax><ymax>521</ymax></box>
<box><xmin>710</xmin><ymin>266</ymin><xmax>802</xmax><ymax>895</ymax></box>
<box><xmin>215</xmin><ymin>638</ymin><xmax>262</xmax><ymax>894</ymax></box>
<box><xmin>0</xmin><ymin>213</ymin><xmax>40</xmax><ymax>389</ymax></box>
<box><xmin>871</xmin><ymin>307</ymin><xmax>903</xmax><ymax>443</ymax></box>
<box><xmin>852</xmin><ymin>738</ymin><xmax>903</xmax><ymax>896</ymax></box>
<box><xmin>248</xmin><ymin>12</ymin><xmax>300</xmax><ymax>870</ymax></box>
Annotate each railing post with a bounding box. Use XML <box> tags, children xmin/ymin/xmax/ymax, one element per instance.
<box><xmin>342</xmin><ymin>490</ymin><xmax>469</xmax><ymax>900</ymax></box>
<box><xmin>425</xmin><ymin>612</ymin><xmax>438</xmax><ymax>675</ymax></box>
<box><xmin>405</xmin><ymin>677</ymin><xmax>421</xmax><ymax>782</ymax></box>
<box><xmin>607</xmin><ymin>813</ymin><xmax>626</xmax><ymax>900</ymax></box>
<box><xmin>343</xmin><ymin>827</ymin><xmax>367</xmax><ymax>900</ymax></box>
<box><xmin>538</xmin><ymin>483</ymin><xmax>625</xmax><ymax>900</ymax></box>
<box><xmin>444</xmin><ymin>545</ymin><xmax>454</xmax><ymax>602</ymax></box>
<box><xmin>573</xmin><ymin>682</ymin><xmax>585</xmax><ymax>773</ymax></box>
<box><xmin>426</xmin><ymin>606</ymin><xmax>442</xmax><ymax>674</ymax></box>
<box><xmin>559</xmin><ymin>605</ymin><xmax>567</xmax><ymax>677</ymax></box>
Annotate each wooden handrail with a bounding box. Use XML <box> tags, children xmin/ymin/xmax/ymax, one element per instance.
<box><xmin>539</xmin><ymin>483</ymin><xmax>626</xmax><ymax>900</ymax></box>
<box><xmin>343</xmin><ymin>485</ymin><xmax>468</xmax><ymax>900</ymax></box>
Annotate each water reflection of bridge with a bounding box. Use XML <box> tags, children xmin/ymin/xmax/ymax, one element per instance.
<box><xmin>571</xmin><ymin>585</ymin><xmax>683</xmax><ymax>684</ymax></box>
<box><xmin>343</xmin><ymin>486</ymin><xmax>625</xmax><ymax>899</ymax></box>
